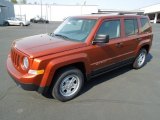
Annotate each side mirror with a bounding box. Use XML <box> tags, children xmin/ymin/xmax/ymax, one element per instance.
<box><xmin>92</xmin><ymin>34</ymin><xmax>109</xmax><ymax>45</ymax></box>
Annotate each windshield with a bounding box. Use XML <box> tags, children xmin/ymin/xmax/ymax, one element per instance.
<box><xmin>53</xmin><ymin>18</ymin><xmax>97</xmax><ymax>42</ymax></box>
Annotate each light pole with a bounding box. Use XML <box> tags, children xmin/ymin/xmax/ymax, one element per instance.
<box><xmin>40</xmin><ymin>0</ymin><xmax>42</xmax><ymax>18</ymax></box>
<box><xmin>81</xmin><ymin>0</ymin><xmax>86</xmax><ymax>15</ymax></box>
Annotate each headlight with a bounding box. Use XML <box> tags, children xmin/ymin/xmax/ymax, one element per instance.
<box><xmin>23</xmin><ymin>57</ymin><xmax>29</xmax><ymax>69</ymax></box>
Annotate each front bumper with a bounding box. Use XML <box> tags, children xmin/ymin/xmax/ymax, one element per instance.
<box><xmin>6</xmin><ymin>55</ymin><xmax>48</xmax><ymax>94</ymax></box>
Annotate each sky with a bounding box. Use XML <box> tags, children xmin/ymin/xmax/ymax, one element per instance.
<box><xmin>26</xmin><ymin>0</ymin><xmax>160</xmax><ymax>10</ymax></box>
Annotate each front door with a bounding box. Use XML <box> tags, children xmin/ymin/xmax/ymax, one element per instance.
<box><xmin>88</xmin><ymin>19</ymin><xmax>129</xmax><ymax>74</ymax></box>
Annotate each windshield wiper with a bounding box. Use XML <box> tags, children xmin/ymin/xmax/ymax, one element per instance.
<box><xmin>54</xmin><ymin>34</ymin><xmax>70</xmax><ymax>39</ymax></box>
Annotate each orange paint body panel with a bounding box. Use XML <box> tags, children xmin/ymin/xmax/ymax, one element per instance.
<box><xmin>7</xmin><ymin>15</ymin><xmax>153</xmax><ymax>94</ymax></box>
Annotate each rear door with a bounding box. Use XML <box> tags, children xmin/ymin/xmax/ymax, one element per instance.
<box><xmin>14</xmin><ymin>18</ymin><xmax>20</xmax><ymax>25</ymax></box>
<box><xmin>9</xmin><ymin>18</ymin><xmax>18</xmax><ymax>25</ymax></box>
<box><xmin>120</xmin><ymin>17</ymin><xmax>139</xmax><ymax>60</ymax></box>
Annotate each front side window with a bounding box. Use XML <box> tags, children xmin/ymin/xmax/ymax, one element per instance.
<box><xmin>124</xmin><ymin>19</ymin><xmax>138</xmax><ymax>36</ymax></box>
<box><xmin>97</xmin><ymin>20</ymin><xmax>120</xmax><ymax>39</ymax></box>
<box><xmin>140</xmin><ymin>18</ymin><xmax>151</xmax><ymax>33</ymax></box>
<box><xmin>53</xmin><ymin>18</ymin><xmax>97</xmax><ymax>42</ymax></box>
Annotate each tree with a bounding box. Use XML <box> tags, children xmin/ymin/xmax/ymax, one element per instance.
<box><xmin>18</xmin><ymin>0</ymin><xmax>27</xmax><ymax>4</ymax></box>
<box><xmin>34</xmin><ymin>2</ymin><xmax>37</xmax><ymax>4</ymax></box>
<box><xmin>11</xmin><ymin>0</ymin><xmax>17</xmax><ymax>4</ymax></box>
<box><xmin>22</xmin><ymin>0</ymin><xmax>27</xmax><ymax>4</ymax></box>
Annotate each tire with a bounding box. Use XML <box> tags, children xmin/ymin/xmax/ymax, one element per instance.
<box><xmin>5</xmin><ymin>22</ymin><xmax>9</xmax><ymax>26</ymax></box>
<box><xmin>133</xmin><ymin>49</ymin><xmax>147</xmax><ymax>69</ymax></box>
<box><xmin>33</xmin><ymin>20</ymin><xmax>37</xmax><ymax>23</ymax></box>
<box><xmin>20</xmin><ymin>23</ymin><xmax>24</xmax><ymax>26</ymax></box>
<box><xmin>51</xmin><ymin>67</ymin><xmax>84</xmax><ymax>102</ymax></box>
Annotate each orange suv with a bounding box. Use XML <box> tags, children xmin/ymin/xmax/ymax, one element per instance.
<box><xmin>7</xmin><ymin>14</ymin><xmax>153</xmax><ymax>101</ymax></box>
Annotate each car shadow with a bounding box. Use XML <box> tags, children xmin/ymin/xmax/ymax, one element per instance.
<box><xmin>80</xmin><ymin>66</ymin><xmax>132</xmax><ymax>96</ymax></box>
<box><xmin>80</xmin><ymin>53</ymin><xmax>153</xmax><ymax>96</ymax></box>
<box><xmin>45</xmin><ymin>53</ymin><xmax>153</xmax><ymax>100</ymax></box>
<box><xmin>146</xmin><ymin>53</ymin><xmax>153</xmax><ymax>63</ymax></box>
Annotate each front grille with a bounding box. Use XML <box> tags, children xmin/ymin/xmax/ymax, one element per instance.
<box><xmin>11</xmin><ymin>48</ymin><xmax>21</xmax><ymax>68</ymax></box>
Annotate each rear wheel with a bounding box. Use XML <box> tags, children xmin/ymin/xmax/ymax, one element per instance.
<box><xmin>51</xmin><ymin>67</ymin><xmax>84</xmax><ymax>102</ymax></box>
<box><xmin>133</xmin><ymin>49</ymin><xmax>147</xmax><ymax>69</ymax></box>
<box><xmin>20</xmin><ymin>23</ymin><xmax>24</xmax><ymax>26</ymax></box>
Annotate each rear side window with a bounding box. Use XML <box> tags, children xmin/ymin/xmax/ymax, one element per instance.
<box><xmin>97</xmin><ymin>20</ymin><xmax>120</xmax><ymax>39</ymax></box>
<box><xmin>140</xmin><ymin>18</ymin><xmax>151</xmax><ymax>33</ymax></box>
<box><xmin>124</xmin><ymin>19</ymin><xmax>138</xmax><ymax>36</ymax></box>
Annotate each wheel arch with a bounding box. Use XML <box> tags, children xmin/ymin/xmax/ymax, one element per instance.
<box><xmin>141</xmin><ymin>44</ymin><xmax>150</xmax><ymax>53</ymax></box>
<box><xmin>54</xmin><ymin>62</ymin><xmax>87</xmax><ymax>80</ymax></box>
<box><xmin>19</xmin><ymin>22</ymin><xmax>24</xmax><ymax>26</ymax></box>
<box><xmin>135</xmin><ymin>43</ymin><xmax>151</xmax><ymax>56</ymax></box>
<box><xmin>40</xmin><ymin>53</ymin><xmax>91</xmax><ymax>89</ymax></box>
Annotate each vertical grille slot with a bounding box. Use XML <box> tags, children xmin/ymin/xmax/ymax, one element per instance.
<box><xmin>11</xmin><ymin>48</ymin><xmax>21</xmax><ymax>68</ymax></box>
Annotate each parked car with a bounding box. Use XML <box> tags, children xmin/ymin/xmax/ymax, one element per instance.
<box><xmin>149</xmin><ymin>19</ymin><xmax>160</xmax><ymax>23</ymax></box>
<box><xmin>156</xmin><ymin>19</ymin><xmax>160</xmax><ymax>23</ymax></box>
<box><xmin>30</xmin><ymin>16</ymin><xmax>49</xmax><ymax>23</ymax></box>
<box><xmin>7</xmin><ymin>14</ymin><xmax>153</xmax><ymax>102</ymax></box>
<box><xmin>4</xmin><ymin>17</ymin><xmax>30</xmax><ymax>26</ymax></box>
<box><xmin>150</xmin><ymin>20</ymin><xmax>154</xmax><ymax>23</ymax></box>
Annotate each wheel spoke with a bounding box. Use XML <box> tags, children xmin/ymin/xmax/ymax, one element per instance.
<box><xmin>70</xmin><ymin>77</ymin><xmax>76</xmax><ymax>83</ymax></box>
<box><xmin>60</xmin><ymin>74</ymin><xmax>80</xmax><ymax>97</ymax></box>
<box><xmin>61</xmin><ymin>85</ymin><xmax>67</xmax><ymax>92</ymax></box>
<box><xmin>137</xmin><ymin>51</ymin><xmax>146</xmax><ymax>67</ymax></box>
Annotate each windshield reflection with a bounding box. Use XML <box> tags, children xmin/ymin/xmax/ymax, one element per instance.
<box><xmin>53</xmin><ymin>18</ymin><xmax>97</xmax><ymax>42</ymax></box>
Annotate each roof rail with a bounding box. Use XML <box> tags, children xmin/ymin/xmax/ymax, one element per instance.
<box><xmin>92</xmin><ymin>9</ymin><xmax>144</xmax><ymax>15</ymax></box>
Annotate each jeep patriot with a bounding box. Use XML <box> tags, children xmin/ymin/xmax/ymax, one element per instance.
<box><xmin>7</xmin><ymin>14</ymin><xmax>153</xmax><ymax>101</ymax></box>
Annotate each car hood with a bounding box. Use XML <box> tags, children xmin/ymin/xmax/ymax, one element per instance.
<box><xmin>14</xmin><ymin>34</ymin><xmax>86</xmax><ymax>58</ymax></box>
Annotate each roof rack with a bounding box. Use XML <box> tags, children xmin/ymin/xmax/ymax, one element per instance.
<box><xmin>92</xmin><ymin>9</ymin><xmax>144</xmax><ymax>15</ymax></box>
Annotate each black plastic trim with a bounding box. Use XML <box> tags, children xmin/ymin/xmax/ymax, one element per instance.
<box><xmin>88</xmin><ymin>57</ymin><xmax>135</xmax><ymax>79</ymax></box>
<box><xmin>8</xmin><ymin>72</ymin><xmax>49</xmax><ymax>94</ymax></box>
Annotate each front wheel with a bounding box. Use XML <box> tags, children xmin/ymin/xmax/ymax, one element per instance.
<box><xmin>4</xmin><ymin>22</ymin><xmax>9</xmax><ymax>26</ymax></box>
<box><xmin>52</xmin><ymin>67</ymin><xmax>84</xmax><ymax>102</ymax></box>
<box><xmin>133</xmin><ymin>49</ymin><xmax>147</xmax><ymax>69</ymax></box>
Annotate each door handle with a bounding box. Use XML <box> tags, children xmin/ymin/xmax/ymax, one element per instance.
<box><xmin>115</xmin><ymin>42</ymin><xmax>123</xmax><ymax>47</ymax></box>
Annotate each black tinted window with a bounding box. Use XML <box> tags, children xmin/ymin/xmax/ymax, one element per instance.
<box><xmin>124</xmin><ymin>19</ymin><xmax>138</xmax><ymax>36</ymax></box>
<box><xmin>97</xmin><ymin>20</ymin><xmax>120</xmax><ymax>39</ymax></box>
<box><xmin>140</xmin><ymin>18</ymin><xmax>150</xmax><ymax>33</ymax></box>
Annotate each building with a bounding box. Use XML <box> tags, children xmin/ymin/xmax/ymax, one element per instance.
<box><xmin>10</xmin><ymin>3</ymin><xmax>160</xmax><ymax>23</ymax></box>
<box><xmin>97</xmin><ymin>5</ymin><xmax>160</xmax><ymax>24</ymax></box>
<box><xmin>140</xmin><ymin>3</ymin><xmax>160</xmax><ymax>23</ymax></box>
<box><xmin>14</xmin><ymin>4</ymin><xmax>98</xmax><ymax>21</ymax></box>
<box><xmin>0</xmin><ymin>0</ymin><xmax>14</xmax><ymax>25</ymax></box>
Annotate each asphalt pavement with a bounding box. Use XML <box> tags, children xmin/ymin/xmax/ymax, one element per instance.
<box><xmin>0</xmin><ymin>23</ymin><xmax>160</xmax><ymax>120</ymax></box>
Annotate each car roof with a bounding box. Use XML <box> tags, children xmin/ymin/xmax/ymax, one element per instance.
<box><xmin>72</xmin><ymin>14</ymin><xmax>147</xmax><ymax>20</ymax></box>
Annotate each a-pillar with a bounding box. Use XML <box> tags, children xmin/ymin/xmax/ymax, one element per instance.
<box><xmin>154</xmin><ymin>13</ymin><xmax>158</xmax><ymax>23</ymax></box>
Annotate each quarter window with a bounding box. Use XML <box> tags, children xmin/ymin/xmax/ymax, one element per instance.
<box><xmin>97</xmin><ymin>20</ymin><xmax>120</xmax><ymax>39</ymax></box>
<box><xmin>140</xmin><ymin>18</ymin><xmax>151</xmax><ymax>33</ymax></box>
<box><xmin>124</xmin><ymin>19</ymin><xmax>138</xmax><ymax>36</ymax></box>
